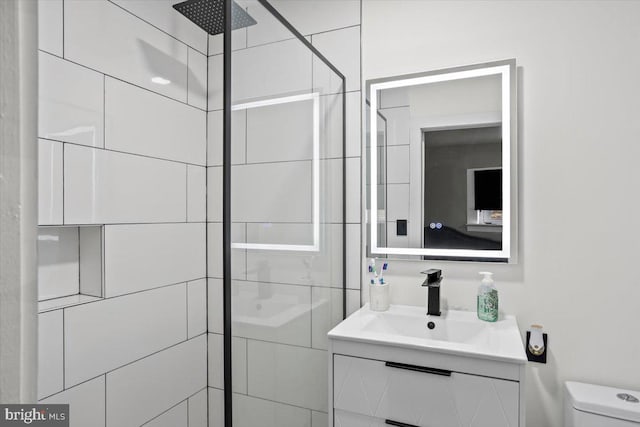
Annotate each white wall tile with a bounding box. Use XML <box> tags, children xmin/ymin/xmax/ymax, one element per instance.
<box><xmin>207</xmin><ymin>223</ymin><xmax>223</xmax><ymax>279</ymax></box>
<box><xmin>387</xmin><ymin>145</ymin><xmax>410</xmax><ymax>184</ymax></box>
<box><xmin>386</xmin><ymin>183</ymin><xmax>410</xmax><ymax>222</ymax></box>
<box><xmin>312</xmin><ymin>26</ymin><xmax>361</xmax><ymax>93</ymax></box>
<box><xmin>231</xmin><ymin>39</ymin><xmax>312</xmax><ymax>102</ymax></box>
<box><xmin>143</xmin><ymin>401</ymin><xmax>187</xmax><ymax>427</ymax></box>
<box><xmin>208</xmin><ymin>388</ymin><xmax>224</xmax><ymax>427</ymax></box>
<box><xmin>232</xmin><ymin>337</ymin><xmax>247</xmax><ymax>395</ymax></box>
<box><xmin>38</xmin><ymin>139</ymin><xmax>63</xmax><ymax>225</ymax></box>
<box><xmin>270</xmin><ymin>0</ymin><xmax>360</xmax><ymax>36</ymax></box>
<box><xmin>78</xmin><ymin>226</ymin><xmax>103</xmax><ymax>297</ymax></box>
<box><xmin>207</xmin><ymin>110</ymin><xmax>247</xmax><ymax>166</ymax></box>
<box><xmin>64</xmin><ymin>284</ymin><xmax>186</xmax><ymax>387</ymax></box>
<box><xmin>319</xmin><ymin>94</ymin><xmax>344</xmax><ymax>160</ymax></box>
<box><xmin>38</xmin><ymin>227</ymin><xmax>80</xmax><ymax>301</ymax></box>
<box><xmin>346</xmin><ymin>224</ymin><xmax>361</xmax><ymax>290</ymax></box>
<box><xmin>380</xmin><ymin>107</ymin><xmax>411</xmax><ymax>145</ymax></box>
<box><xmin>40</xmin><ymin>376</ymin><xmax>106</xmax><ymax>427</ymax></box>
<box><xmin>208</xmin><ymin>55</ymin><xmax>223</xmax><ymax>111</ymax></box>
<box><xmin>233</xmin><ymin>394</ymin><xmax>311</xmax><ymax>427</ymax></box>
<box><xmin>380</xmin><ymin>88</ymin><xmax>410</xmax><ymax>110</ymax></box>
<box><xmin>105</xmin><ymin>77</ymin><xmax>206</xmax><ymax>165</ymax></box>
<box><xmin>207</xmin><ymin>333</ymin><xmax>223</xmax><ymax>389</ymax></box>
<box><xmin>247</xmin><ymin>340</ymin><xmax>327</xmax><ymax>411</ymax></box>
<box><xmin>208</xmin><ymin>26</ymin><xmax>247</xmax><ymax>56</ymax></box>
<box><xmin>346</xmin><ymin>91</ymin><xmax>362</xmax><ymax>158</ymax></box>
<box><xmin>245</xmin><ymin>3</ymin><xmax>295</xmax><ymax>47</ymax></box>
<box><xmin>311</xmin><ymin>411</ymin><xmax>328</xmax><ymax>427</ymax></box>
<box><xmin>245</xmin><ymin>98</ymin><xmax>314</xmax><ymax>163</ymax></box>
<box><xmin>64</xmin><ymin>145</ymin><xmax>186</xmax><ymax>224</ymax></box>
<box><xmin>106</xmin><ymin>335</ymin><xmax>207</xmax><ymax>427</ymax></box>
<box><xmin>104</xmin><ymin>223</ymin><xmax>205</xmax><ymax>297</ymax></box>
<box><xmin>207</xmin><ymin>110</ymin><xmax>223</xmax><ymax>166</ymax></box>
<box><xmin>245</xmin><ymin>223</ymin><xmax>314</xmax><ymax>246</ymax></box>
<box><xmin>245</xmin><ymin>224</ymin><xmax>342</xmax><ymax>288</ymax></box>
<box><xmin>188</xmin><ymin>48</ymin><xmax>207</xmax><ymax>110</ymax></box>
<box><xmin>346</xmin><ymin>157</ymin><xmax>361</xmax><ymax>223</ymax></box>
<box><xmin>232</xmin><ymin>280</ymin><xmax>311</xmax><ymax>347</ymax></box>
<box><xmin>188</xmin><ymin>279</ymin><xmax>207</xmax><ymax>339</ymax></box>
<box><xmin>207</xmin><ymin>109</ymin><xmax>247</xmax><ymax>166</ymax></box>
<box><xmin>311</xmin><ymin>287</ymin><xmax>342</xmax><ymax>350</ymax></box>
<box><xmin>39</xmin><ymin>52</ymin><xmax>104</xmax><ymax>147</ymax></box>
<box><xmin>112</xmin><ymin>0</ymin><xmax>208</xmax><ymax>54</ymax></box>
<box><xmin>188</xmin><ymin>389</ymin><xmax>208</xmax><ymax>427</ymax></box>
<box><xmin>188</xmin><ymin>165</ymin><xmax>206</xmax><ymax>222</ymax></box>
<box><xmin>207</xmin><ymin>279</ymin><xmax>223</xmax><ymax>334</ymax></box>
<box><xmin>64</xmin><ymin>0</ymin><xmax>188</xmax><ymax>102</ymax></box>
<box><xmin>38</xmin><ymin>0</ymin><xmax>63</xmax><ymax>56</ymax></box>
<box><xmin>232</xmin><ymin>161</ymin><xmax>312</xmax><ymax>223</ymax></box>
<box><xmin>322</xmin><ymin>158</ymin><xmax>344</xmax><ymax>224</ymax></box>
<box><xmin>207</xmin><ymin>167</ymin><xmax>222</xmax><ymax>222</ymax></box>
<box><xmin>38</xmin><ymin>310</ymin><xmax>63</xmax><ymax>399</ymax></box>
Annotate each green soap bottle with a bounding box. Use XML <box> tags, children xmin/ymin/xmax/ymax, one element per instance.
<box><xmin>477</xmin><ymin>271</ymin><xmax>498</xmax><ymax>322</ymax></box>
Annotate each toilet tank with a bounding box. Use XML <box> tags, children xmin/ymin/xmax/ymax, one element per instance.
<box><xmin>565</xmin><ymin>382</ymin><xmax>640</xmax><ymax>427</ymax></box>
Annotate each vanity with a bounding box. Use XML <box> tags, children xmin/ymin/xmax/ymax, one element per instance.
<box><xmin>328</xmin><ymin>305</ymin><xmax>527</xmax><ymax>427</ymax></box>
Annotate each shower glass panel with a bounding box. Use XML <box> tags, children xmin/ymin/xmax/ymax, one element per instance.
<box><xmin>227</xmin><ymin>1</ymin><xmax>345</xmax><ymax>425</ymax></box>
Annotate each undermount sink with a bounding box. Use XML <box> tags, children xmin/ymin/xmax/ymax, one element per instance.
<box><xmin>328</xmin><ymin>304</ymin><xmax>527</xmax><ymax>363</ymax></box>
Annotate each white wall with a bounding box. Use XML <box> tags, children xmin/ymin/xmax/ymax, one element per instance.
<box><xmin>36</xmin><ymin>1</ymin><xmax>208</xmax><ymax>426</ymax></box>
<box><xmin>362</xmin><ymin>1</ymin><xmax>640</xmax><ymax>425</ymax></box>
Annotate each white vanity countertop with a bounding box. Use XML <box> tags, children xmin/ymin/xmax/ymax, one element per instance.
<box><xmin>328</xmin><ymin>304</ymin><xmax>527</xmax><ymax>364</ymax></box>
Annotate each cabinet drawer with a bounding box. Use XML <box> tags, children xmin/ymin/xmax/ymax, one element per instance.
<box><xmin>333</xmin><ymin>355</ymin><xmax>519</xmax><ymax>427</ymax></box>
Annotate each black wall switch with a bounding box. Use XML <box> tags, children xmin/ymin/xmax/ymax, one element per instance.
<box><xmin>397</xmin><ymin>220</ymin><xmax>407</xmax><ymax>236</ymax></box>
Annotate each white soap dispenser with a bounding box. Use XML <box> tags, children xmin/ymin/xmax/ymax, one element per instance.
<box><xmin>477</xmin><ymin>271</ymin><xmax>498</xmax><ymax>322</ymax></box>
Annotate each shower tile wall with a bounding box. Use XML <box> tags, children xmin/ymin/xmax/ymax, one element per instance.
<box><xmin>37</xmin><ymin>1</ymin><xmax>208</xmax><ymax>426</ymax></box>
<box><xmin>205</xmin><ymin>1</ymin><xmax>362</xmax><ymax>426</ymax></box>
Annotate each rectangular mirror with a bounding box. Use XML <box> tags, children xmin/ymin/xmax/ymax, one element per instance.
<box><xmin>367</xmin><ymin>59</ymin><xmax>517</xmax><ymax>262</ymax></box>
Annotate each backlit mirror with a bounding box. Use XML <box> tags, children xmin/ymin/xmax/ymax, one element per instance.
<box><xmin>367</xmin><ymin>59</ymin><xmax>517</xmax><ymax>262</ymax></box>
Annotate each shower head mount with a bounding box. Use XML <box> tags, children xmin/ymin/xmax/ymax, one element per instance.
<box><xmin>173</xmin><ymin>0</ymin><xmax>257</xmax><ymax>36</ymax></box>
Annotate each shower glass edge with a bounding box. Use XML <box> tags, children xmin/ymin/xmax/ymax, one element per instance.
<box><xmin>224</xmin><ymin>1</ymin><xmax>346</xmax><ymax>426</ymax></box>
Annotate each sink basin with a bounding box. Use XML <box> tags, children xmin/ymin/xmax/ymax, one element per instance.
<box><xmin>328</xmin><ymin>304</ymin><xmax>527</xmax><ymax>363</ymax></box>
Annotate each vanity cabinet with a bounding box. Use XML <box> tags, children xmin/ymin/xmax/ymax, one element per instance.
<box><xmin>333</xmin><ymin>355</ymin><xmax>519</xmax><ymax>427</ymax></box>
<box><xmin>327</xmin><ymin>305</ymin><xmax>527</xmax><ymax>427</ymax></box>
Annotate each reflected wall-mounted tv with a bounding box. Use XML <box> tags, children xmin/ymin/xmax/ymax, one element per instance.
<box><xmin>474</xmin><ymin>169</ymin><xmax>502</xmax><ymax>210</ymax></box>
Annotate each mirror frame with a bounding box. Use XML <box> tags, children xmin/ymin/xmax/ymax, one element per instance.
<box><xmin>367</xmin><ymin>59</ymin><xmax>517</xmax><ymax>262</ymax></box>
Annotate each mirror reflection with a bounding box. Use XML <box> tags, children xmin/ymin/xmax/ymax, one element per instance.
<box><xmin>368</xmin><ymin>60</ymin><xmax>515</xmax><ymax>261</ymax></box>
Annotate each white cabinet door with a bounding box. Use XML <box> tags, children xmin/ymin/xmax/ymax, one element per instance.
<box><xmin>333</xmin><ymin>355</ymin><xmax>519</xmax><ymax>427</ymax></box>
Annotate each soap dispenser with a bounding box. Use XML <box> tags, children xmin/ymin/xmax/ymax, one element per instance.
<box><xmin>477</xmin><ymin>271</ymin><xmax>498</xmax><ymax>322</ymax></box>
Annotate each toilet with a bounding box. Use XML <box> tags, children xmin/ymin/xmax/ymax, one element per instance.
<box><xmin>565</xmin><ymin>381</ymin><xmax>640</xmax><ymax>426</ymax></box>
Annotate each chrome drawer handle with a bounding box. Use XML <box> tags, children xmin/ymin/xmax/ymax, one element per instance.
<box><xmin>385</xmin><ymin>361</ymin><xmax>452</xmax><ymax>377</ymax></box>
<box><xmin>385</xmin><ymin>419</ymin><xmax>420</xmax><ymax>427</ymax></box>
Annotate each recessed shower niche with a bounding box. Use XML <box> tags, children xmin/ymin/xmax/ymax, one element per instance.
<box><xmin>37</xmin><ymin>225</ymin><xmax>104</xmax><ymax>312</ymax></box>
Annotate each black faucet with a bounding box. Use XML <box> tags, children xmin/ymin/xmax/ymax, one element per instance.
<box><xmin>421</xmin><ymin>269</ymin><xmax>442</xmax><ymax>316</ymax></box>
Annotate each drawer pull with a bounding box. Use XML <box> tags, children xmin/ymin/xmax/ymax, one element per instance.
<box><xmin>385</xmin><ymin>419</ymin><xmax>420</xmax><ymax>427</ymax></box>
<box><xmin>385</xmin><ymin>361</ymin><xmax>452</xmax><ymax>377</ymax></box>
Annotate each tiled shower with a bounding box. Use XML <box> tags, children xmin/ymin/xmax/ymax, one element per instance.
<box><xmin>36</xmin><ymin>1</ymin><xmax>362</xmax><ymax>426</ymax></box>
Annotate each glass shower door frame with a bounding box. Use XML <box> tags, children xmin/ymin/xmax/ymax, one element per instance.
<box><xmin>222</xmin><ymin>1</ymin><xmax>346</xmax><ymax>425</ymax></box>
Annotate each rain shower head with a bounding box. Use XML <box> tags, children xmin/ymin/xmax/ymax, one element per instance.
<box><xmin>173</xmin><ymin>0</ymin><xmax>257</xmax><ymax>36</ymax></box>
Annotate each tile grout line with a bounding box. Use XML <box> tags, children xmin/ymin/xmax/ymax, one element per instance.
<box><xmin>43</xmin><ymin>138</ymin><xmax>208</xmax><ymax>168</ymax></box>
<box><xmin>38</xmin><ymin>49</ymin><xmax>206</xmax><ymax>113</ymax></box>
<box><xmin>59</xmin><ymin>334</ymin><xmax>209</xmax><ymax>397</ymax></box>
<box><xmin>106</xmin><ymin>0</ymin><xmax>207</xmax><ymax>56</ymax></box>
<box><xmin>38</xmin><ymin>279</ymin><xmax>207</xmax><ymax>315</ymax></box>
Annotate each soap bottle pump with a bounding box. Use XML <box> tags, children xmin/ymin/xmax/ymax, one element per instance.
<box><xmin>477</xmin><ymin>271</ymin><xmax>498</xmax><ymax>322</ymax></box>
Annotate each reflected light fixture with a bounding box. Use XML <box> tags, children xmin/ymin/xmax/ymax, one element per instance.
<box><xmin>151</xmin><ymin>76</ymin><xmax>171</xmax><ymax>85</ymax></box>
